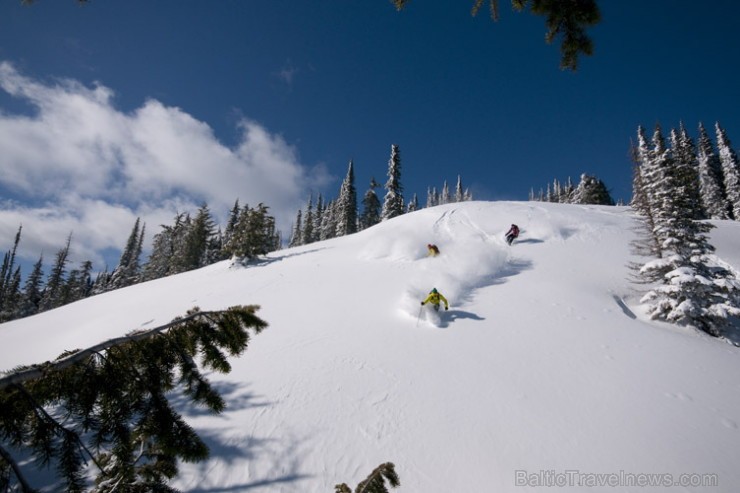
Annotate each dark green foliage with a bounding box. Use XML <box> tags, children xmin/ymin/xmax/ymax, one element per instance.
<box><xmin>360</xmin><ymin>178</ymin><xmax>381</xmax><ymax>230</ymax></box>
<box><xmin>335</xmin><ymin>462</ymin><xmax>400</xmax><ymax>493</ymax></box>
<box><xmin>573</xmin><ymin>173</ymin><xmax>614</xmax><ymax>205</ymax></box>
<box><xmin>224</xmin><ymin>203</ymin><xmax>279</xmax><ymax>259</ymax></box>
<box><xmin>106</xmin><ymin>218</ymin><xmax>147</xmax><ymax>291</ymax></box>
<box><xmin>38</xmin><ymin>234</ymin><xmax>72</xmax><ymax>313</ymax></box>
<box><xmin>0</xmin><ymin>305</ymin><xmax>267</xmax><ymax>492</ymax></box>
<box><xmin>393</xmin><ymin>0</ymin><xmax>600</xmax><ymax>70</ymax></box>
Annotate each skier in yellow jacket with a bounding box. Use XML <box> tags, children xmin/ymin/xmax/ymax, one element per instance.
<box><xmin>420</xmin><ymin>288</ymin><xmax>449</xmax><ymax>311</ymax></box>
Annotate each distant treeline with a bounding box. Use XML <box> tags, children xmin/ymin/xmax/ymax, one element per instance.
<box><xmin>0</xmin><ymin>202</ymin><xmax>280</xmax><ymax>324</ymax></box>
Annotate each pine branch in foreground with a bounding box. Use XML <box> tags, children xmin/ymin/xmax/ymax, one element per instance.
<box><xmin>0</xmin><ymin>305</ymin><xmax>267</xmax><ymax>493</ymax></box>
<box><xmin>335</xmin><ymin>462</ymin><xmax>400</xmax><ymax>493</ymax></box>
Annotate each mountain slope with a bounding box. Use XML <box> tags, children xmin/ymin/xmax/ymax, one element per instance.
<box><xmin>2</xmin><ymin>201</ymin><xmax>740</xmax><ymax>492</ymax></box>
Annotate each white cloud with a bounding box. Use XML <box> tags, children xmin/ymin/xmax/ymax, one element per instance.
<box><xmin>0</xmin><ymin>61</ymin><xmax>330</xmax><ymax>267</ymax></box>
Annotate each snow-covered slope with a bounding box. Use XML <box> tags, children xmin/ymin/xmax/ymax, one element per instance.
<box><xmin>2</xmin><ymin>201</ymin><xmax>740</xmax><ymax>493</ymax></box>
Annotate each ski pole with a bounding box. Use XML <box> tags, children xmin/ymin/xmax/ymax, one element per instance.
<box><xmin>416</xmin><ymin>304</ymin><xmax>422</xmax><ymax>327</ymax></box>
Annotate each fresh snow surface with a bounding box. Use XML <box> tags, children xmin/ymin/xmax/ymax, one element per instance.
<box><xmin>2</xmin><ymin>201</ymin><xmax>740</xmax><ymax>493</ymax></box>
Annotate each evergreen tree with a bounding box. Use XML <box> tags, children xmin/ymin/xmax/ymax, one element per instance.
<box><xmin>289</xmin><ymin>209</ymin><xmax>303</xmax><ymax>248</ymax></box>
<box><xmin>19</xmin><ymin>255</ymin><xmax>44</xmax><ymax>318</ymax></box>
<box><xmin>335</xmin><ymin>161</ymin><xmax>358</xmax><ymax>237</ymax></box>
<box><xmin>426</xmin><ymin>187</ymin><xmax>435</xmax><ymax>208</ymax></box>
<box><xmin>223</xmin><ymin>199</ymin><xmax>241</xmax><ymax>252</ymax></box>
<box><xmin>381</xmin><ymin>144</ymin><xmax>404</xmax><ymax>220</ymax></box>
<box><xmin>716</xmin><ymin>122</ymin><xmax>740</xmax><ymax>220</ymax></box>
<box><xmin>454</xmin><ymin>175</ymin><xmax>464</xmax><ymax>203</ymax></box>
<box><xmin>142</xmin><ymin>213</ymin><xmax>189</xmax><ymax>281</ymax></box>
<box><xmin>0</xmin><ymin>226</ymin><xmax>22</xmax><ymax>320</ymax></box>
<box><xmin>107</xmin><ymin>218</ymin><xmax>146</xmax><ymax>291</ymax></box>
<box><xmin>0</xmin><ymin>305</ymin><xmax>268</xmax><ymax>493</ymax></box>
<box><xmin>61</xmin><ymin>260</ymin><xmax>93</xmax><ymax>305</ymax></box>
<box><xmin>39</xmin><ymin>234</ymin><xmax>72</xmax><ymax>312</ymax></box>
<box><xmin>180</xmin><ymin>204</ymin><xmax>217</xmax><ymax>271</ymax></box>
<box><xmin>635</xmin><ymin>125</ymin><xmax>740</xmax><ymax>337</ymax></box>
<box><xmin>629</xmin><ymin>131</ymin><xmax>663</xmax><ymax>262</ymax></box>
<box><xmin>320</xmin><ymin>200</ymin><xmax>338</xmax><ymax>240</ymax></box>
<box><xmin>407</xmin><ymin>193</ymin><xmax>419</xmax><ymax>213</ymax></box>
<box><xmin>696</xmin><ymin>122</ymin><xmax>729</xmax><ymax>220</ymax></box>
<box><xmin>226</xmin><ymin>203</ymin><xmax>279</xmax><ymax>259</ymax></box>
<box><xmin>360</xmin><ymin>178</ymin><xmax>382</xmax><ymax>230</ymax></box>
<box><xmin>572</xmin><ymin>173</ymin><xmax>614</xmax><ymax>205</ymax></box>
<box><xmin>303</xmin><ymin>194</ymin><xmax>315</xmax><ymax>245</ymax></box>
<box><xmin>670</xmin><ymin>124</ymin><xmax>703</xmax><ymax>219</ymax></box>
<box><xmin>440</xmin><ymin>180</ymin><xmax>451</xmax><ymax>204</ymax></box>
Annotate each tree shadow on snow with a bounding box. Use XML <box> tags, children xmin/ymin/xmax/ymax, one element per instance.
<box><xmin>722</xmin><ymin>317</ymin><xmax>740</xmax><ymax>347</ymax></box>
<box><xmin>175</xmin><ymin>382</ymin><xmax>314</xmax><ymax>492</ymax></box>
<box><xmin>186</xmin><ymin>474</ymin><xmax>313</xmax><ymax>492</ymax></box>
<box><xmin>231</xmin><ymin>247</ymin><xmax>331</xmax><ymax>269</ymax></box>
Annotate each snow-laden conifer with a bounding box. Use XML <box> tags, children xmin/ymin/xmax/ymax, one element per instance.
<box><xmin>696</xmin><ymin>123</ymin><xmax>729</xmax><ymax>220</ymax></box>
<box><xmin>716</xmin><ymin>122</ymin><xmax>740</xmax><ymax>220</ymax></box>
<box><xmin>454</xmin><ymin>175</ymin><xmax>464</xmax><ymax>202</ymax></box>
<box><xmin>360</xmin><ymin>179</ymin><xmax>382</xmax><ymax>230</ymax></box>
<box><xmin>289</xmin><ymin>209</ymin><xmax>303</xmax><ymax>247</ymax></box>
<box><xmin>381</xmin><ymin>145</ymin><xmax>404</xmax><ymax>220</ymax></box>
<box><xmin>303</xmin><ymin>195</ymin><xmax>315</xmax><ymax>245</ymax></box>
<box><xmin>440</xmin><ymin>180</ymin><xmax>450</xmax><ymax>205</ymax></box>
<box><xmin>670</xmin><ymin>124</ymin><xmax>703</xmax><ymax>219</ymax></box>
<box><xmin>39</xmin><ymin>234</ymin><xmax>71</xmax><ymax>312</ymax></box>
<box><xmin>572</xmin><ymin>173</ymin><xmax>614</xmax><ymax>205</ymax></box>
<box><xmin>106</xmin><ymin>218</ymin><xmax>146</xmax><ymax>291</ymax></box>
<box><xmin>407</xmin><ymin>193</ymin><xmax>419</xmax><ymax>212</ymax></box>
<box><xmin>635</xmin><ymin>126</ymin><xmax>740</xmax><ymax>338</ymax></box>
<box><xmin>335</xmin><ymin>161</ymin><xmax>358</xmax><ymax>237</ymax></box>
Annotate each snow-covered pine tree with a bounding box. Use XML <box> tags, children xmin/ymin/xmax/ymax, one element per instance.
<box><xmin>19</xmin><ymin>255</ymin><xmax>44</xmax><ymax>318</ymax></box>
<box><xmin>141</xmin><ymin>213</ymin><xmax>189</xmax><ymax>281</ymax></box>
<box><xmin>38</xmin><ymin>234</ymin><xmax>72</xmax><ymax>312</ymax></box>
<box><xmin>407</xmin><ymin>193</ymin><xmax>419</xmax><ymax>212</ymax></box>
<box><xmin>630</xmin><ymin>130</ymin><xmax>663</xmax><ymax>262</ymax></box>
<box><xmin>315</xmin><ymin>194</ymin><xmax>324</xmax><ymax>233</ymax></box>
<box><xmin>289</xmin><ymin>209</ymin><xmax>303</xmax><ymax>247</ymax></box>
<box><xmin>360</xmin><ymin>178</ymin><xmax>382</xmax><ymax>230</ymax></box>
<box><xmin>464</xmin><ymin>187</ymin><xmax>473</xmax><ymax>201</ymax></box>
<box><xmin>61</xmin><ymin>260</ymin><xmax>93</xmax><ymax>305</ymax></box>
<box><xmin>454</xmin><ymin>175</ymin><xmax>464</xmax><ymax>203</ymax></box>
<box><xmin>381</xmin><ymin>144</ymin><xmax>404</xmax><ymax>220</ymax></box>
<box><xmin>226</xmin><ymin>203</ymin><xmax>278</xmax><ymax>259</ymax></box>
<box><xmin>670</xmin><ymin>124</ymin><xmax>703</xmax><ymax>219</ymax></box>
<box><xmin>335</xmin><ymin>161</ymin><xmax>358</xmax><ymax>237</ymax></box>
<box><xmin>106</xmin><ymin>218</ymin><xmax>145</xmax><ymax>291</ymax></box>
<box><xmin>440</xmin><ymin>180</ymin><xmax>451</xmax><ymax>205</ymax></box>
<box><xmin>320</xmin><ymin>200</ymin><xmax>337</xmax><ymax>241</ymax></box>
<box><xmin>303</xmin><ymin>194</ymin><xmax>315</xmax><ymax>245</ymax></box>
<box><xmin>0</xmin><ymin>226</ymin><xmax>21</xmax><ymax>321</ymax></box>
<box><xmin>636</xmin><ymin>125</ymin><xmax>740</xmax><ymax>337</ymax></box>
<box><xmin>572</xmin><ymin>174</ymin><xmax>615</xmax><ymax>205</ymax></box>
<box><xmin>696</xmin><ymin>122</ymin><xmax>729</xmax><ymax>220</ymax></box>
<box><xmin>180</xmin><ymin>204</ymin><xmax>217</xmax><ymax>271</ymax></box>
<box><xmin>223</xmin><ymin>199</ymin><xmax>241</xmax><ymax>250</ymax></box>
<box><xmin>716</xmin><ymin>122</ymin><xmax>740</xmax><ymax>220</ymax></box>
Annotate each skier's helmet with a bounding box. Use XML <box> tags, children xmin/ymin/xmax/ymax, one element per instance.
<box><xmin>431</xmin><ymin>288</ymin><xmax>438</xmax><ymax>294</ymax></box>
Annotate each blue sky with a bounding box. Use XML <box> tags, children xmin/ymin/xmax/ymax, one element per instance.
<box><xmin>1</xmin><ymin>0</ymin><xmax>739</xmax><ymax>268</ymax></box>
